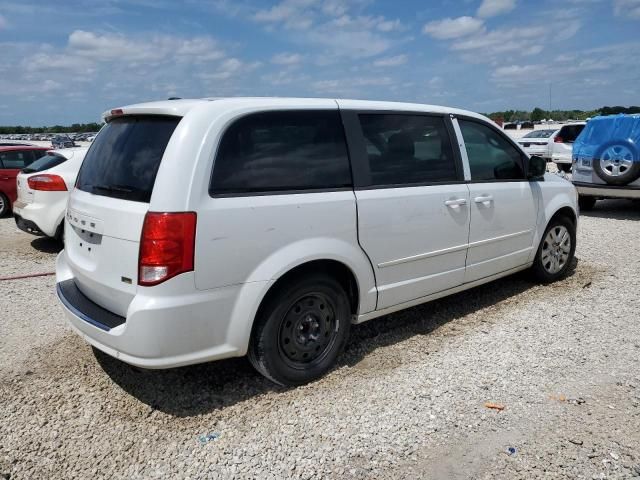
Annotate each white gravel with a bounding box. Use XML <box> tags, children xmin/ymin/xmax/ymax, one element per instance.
<box><xmin>1</xmin><ymin>200</ymin><xmax>639</xmax><ymax>480</ymax></box>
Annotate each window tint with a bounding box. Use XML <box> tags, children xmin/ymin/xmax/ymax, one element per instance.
<box><xmin>459</xmin><ymin>119</ymin><xmax>525</xmax><ymax>181</ymax></box>
<box><xmin>76</xmin><ymin>116</ymin><xmax>180</xmax><ymax>202</ymax></box>
<box><xmin>211</xmin><ymin>110</ymin><xmax>351</xmax><ymax>194</ymax></box>
<box><xmin>558</xmin><ymin>124</ymin><xmax>585</xmax><ymax>143</ymax></box>
<box><xmin>22</xmin><ymin>153</ymin><xmax>66</xmax><ymax>173</ymax></box>
<box><xmin>358</xmin><ymin>114</ymin><xmax>457</xmax><ymax>186</ymax></box>
<box><xmin>0</xmin><ymin>150</ymin><xmax>31</xmax><ymax>169</ymax></box>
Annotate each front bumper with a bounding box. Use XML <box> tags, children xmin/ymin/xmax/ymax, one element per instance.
<box><xmin>573</xmin><ymin>182</ymin><xmax>640</xmax><ymax>199</ymax></box>
<box><xmin>55</xmin><ymin>251</ymin><xmax>265</xmax><ymax>369</ymax></box>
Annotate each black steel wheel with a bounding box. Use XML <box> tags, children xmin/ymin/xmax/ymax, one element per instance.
<box><xmin>248</xmin><ymin>274</ymin><xmax>351</xmax><ymax>386</ymax></box>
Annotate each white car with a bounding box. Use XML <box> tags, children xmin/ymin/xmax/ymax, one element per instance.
<box><xmin>517</xmin><ymin>129</ymin><xmax>558</xmax><ymax>160</ymax></box>
<box><xmin>551</xmin><ymin>122</ymin><xmax>587</xmax><ymax>172</ymax></box>
<box><xmin>13</xmin><ymin>147</ymin><xmax>88</xmax><ymax>239</ymax></box>
<box><xmin>56</xmin><ymin>98</ymin><xmax>578</xmax><ymax>386</ymax></box>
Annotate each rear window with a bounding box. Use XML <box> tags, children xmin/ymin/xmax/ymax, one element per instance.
<box><xmin>76</xmin><ymin>116</ymin><xmax>180</xmax><ymax>202</ymax></box>
<box><xmin>22</xmin><ymin>153</ymin><xmax>66</xmax><ymax>173</ymax></box>
<box><xmin>558</xmin><ymin>124</ymin><xmax>585</xmax><ymax>143</ymax></box>
<box><xmin>210</xmin><ymin>110</ymin><xmax>351</xmax><ymax>195</ymax></box>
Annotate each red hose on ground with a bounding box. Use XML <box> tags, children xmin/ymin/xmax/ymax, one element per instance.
<box><xmin>0</xmin><ymin>271</ymin><xmax>56</xmax><ymax>281</ymax></box>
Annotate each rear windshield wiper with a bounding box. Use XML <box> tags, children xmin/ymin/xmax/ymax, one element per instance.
<box><xmin>91</xmin><ymin>184</ymin><xmax>139</xmax><ymax>194</ymax></box>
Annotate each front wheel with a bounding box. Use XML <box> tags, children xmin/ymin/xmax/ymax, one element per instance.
<box><xmin>248</xmin><ymin>274</ymin><xmax>351</xmax><ymax>386</ymax></box>
<box><xmin>0</xmin><ymin>192</ymin><xmax>9</xmax><ymax>217</ymax></box>
<box><xmin>531</xmin><ymin>216</ymin><xmax>576</xmax><ymax>283</ymax></box>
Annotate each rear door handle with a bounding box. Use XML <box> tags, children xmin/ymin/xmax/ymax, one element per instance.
<box><xmin>474</xmin><ymin>195</ymin><xmax>494</xmax><ymax>204</ymax></box>
<box><xmin>1</xmin><ymin>176</ymin><xmax>10</xmax><ymax>180</ymax></box>
<box><xmin>444</xmin><ymin>198</ymin><xmax>468</xmax><ymax>208</ymax></box>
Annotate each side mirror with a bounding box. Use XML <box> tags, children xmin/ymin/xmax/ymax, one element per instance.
<box><xmin>528</xmin><ymin>155</ymin><xmax>546</xmax><ymax>180</ymax></box>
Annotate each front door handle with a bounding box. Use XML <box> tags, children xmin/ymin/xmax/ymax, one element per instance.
<box><xmin>0</xmin><ymin>176</ymin><xmax>10</xmax><ymax>180</ymax></box>
<box><xmin>444</xmin><ymin>198</ymin><xmax>468</xmax><ymax>208</ymax></box>
<box><xmin>474</xmin><ymin>194</ymin><xmax>494</xmax><ymax>204</ymax></box>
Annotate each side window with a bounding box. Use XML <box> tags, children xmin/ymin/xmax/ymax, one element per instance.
<box><xmin>358</xmin><ymin>114</ymin><xmax>458</xmax><ymax>186</ymax></box>
<box><xmin>459</xmin><ymin>120</ymin><xmax>525</xmax><ymax>181</ymax></box>
<box><xmin>211</xmin><ymin>110</ymin><xmax>351</xmax><ymax>194</ymax></box>
<box><xmin>0</xmin><ymin>151</ymin><xmax>29</xmax><ymax>169</ymax></box>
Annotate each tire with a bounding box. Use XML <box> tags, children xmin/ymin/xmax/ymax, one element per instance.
<box><xmin>578</xmin><ymin>196</ymin><xmax>596</xmax><ymax>211</ymax></box>
<box><xmin>531</xmin><ymin>215</ymin><xmax>576</xmax><ymax>283</ymax></box>
<box><xmin>54</xmin><ymin>221</ymin><xmax>65</xmax><ymax>243</ymax></box>
<box><xmin>0</xmin><ymin>192</ymin><xmax>9</xmax><ymax>217</ymax></box>
<box><xmin>557</xmin><ymin>163</ymin><xmax>572</xmax><ymax>173</ymax></box>
<box><xmin>593</xmin><ymin>141</ymin><xmax>640</xmax><ymax>186</ymax></box>
<box><xmin>248</xmin><ymin>274</ymin><xmax>351</xmax><ymax>386</ymax></box>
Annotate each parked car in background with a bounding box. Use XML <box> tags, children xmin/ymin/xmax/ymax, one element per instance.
<box><xmin>520</xmin><ymin>121</ymin><xmax>534</xmax><ymax>129</ymax></box>
<box><xmin>55</xmin><ymin>97</ymin><xmax>578</xmax><ymax>386</ymax></box>
<box><xmin>52</xmin><ymin>135</ymin><xmax>76</xmax><ymax>149</ymax></box>
<box><xmin>572</xmin><ymin>114</ymin><xmax>640</xmax><ymax>210</ymax></box>
<box><xmin>13</xmin><ymin>147</ymin><xmax>88</xmax><ymax>239</ymax></box>
<box><xmin>0</xmin><ymin>146</ymin><xmax>49</xmax><ymax>216</ymax></box>
<box><xmin>517</xmin><ymin>129</ymin><xmax>558</xmax><ymax>160</ymax></box>
<box><xmin>552</xmin><ymin>122</ymin><xmax>587</xmax><ymax>172</ymax></box>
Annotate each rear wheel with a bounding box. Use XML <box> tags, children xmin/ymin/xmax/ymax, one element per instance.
<box><xmin>578</xmin><ymin>196</ymin><xmax>597</xmax><ymax>211</ymax></box>
<box><xmin>0</xmin><ymin>193</ymin><xmax>9</xmax><ymax>217</ymax></box>
<box><xmin>531</xmin><ymin>216</ymin><xmax>576</xmax><ymax>283</ymax></box>
<box><xmin>248</xmin><ymin>274</ymin><xmax>351</xmax><ymax>386</ymax></box>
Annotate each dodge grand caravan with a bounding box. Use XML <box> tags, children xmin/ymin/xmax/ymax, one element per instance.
<box><xmin>56</xmin><ymin>98</ymin><xmax>578</xmax><ymax>386</ymax></box>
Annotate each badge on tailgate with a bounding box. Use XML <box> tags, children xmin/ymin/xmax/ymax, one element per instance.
<box><xmin>66</xmin><ymin>208</ymin><xmax>103</xmax><ymax>235</ymax></box>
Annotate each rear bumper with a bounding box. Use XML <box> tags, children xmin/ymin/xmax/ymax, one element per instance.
<box><xmin>12</xmin><ymin>199</ymin><xmax>62</xmax><ymax>237</ymax></box>
<box><xmin>55</xmin><ymin>251</ymin><xmax>267</xmax><ymax>369</ymax></box>
<box><xmin>14</xmin><ymin>213</ymin><xmax>45</xmax><ymax>236</ymax></box>
<box><xmin>573</xmin><ymin>182</ymin><xmax>640</xmax><ymax>199</ymax></box>
<box><xmin>552</xmin><ymin>154</ymin><xmax>571</xmax><ymax>164</ymax></box>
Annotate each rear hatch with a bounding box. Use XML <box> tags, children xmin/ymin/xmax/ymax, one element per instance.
<box><xmin>66</xmin><ymin>115</ymin><xmax>180</xmax><ymax>317</ymax></box>
<box><xmin>18</xmin><ymin>151</ymin><xmax>69</xmax><ymax>203</ymax></box>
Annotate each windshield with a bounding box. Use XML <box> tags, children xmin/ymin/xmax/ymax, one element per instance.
<box><xmin>22</xmin><ymin>153</ymin><xmax>66</xmax><ymax>173</ymax></box>
<box><xmin>76</xmin><ymin>116</ymin><xmax>180</xmax><ymax>202</ymax></box>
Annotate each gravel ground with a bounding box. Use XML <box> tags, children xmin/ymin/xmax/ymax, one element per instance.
<box><xmin>1</xmin><ymin>200</ymin><xmax>639</xmax><ymax>480</ymax></box>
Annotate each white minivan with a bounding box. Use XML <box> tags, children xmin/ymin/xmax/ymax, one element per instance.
<box><xmin>56</xmin><ymin>98</ymin><xmax>578</xmax><ymax>386</ymax></box>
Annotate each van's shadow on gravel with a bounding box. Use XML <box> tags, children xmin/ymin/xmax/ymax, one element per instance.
<box><xmin>95</xmin><ymin>259</ymin><xmax>579</xmax><ymax>418</ymax></box>
<box><xmin>30</xmin><ymin>237</ymin><xmax>63</xmax><ymax>254</ymax></box>
<box><xmin>580</xmin><ymin>199</ymin><xmax>640</xmax><ymax>221</ymax></box>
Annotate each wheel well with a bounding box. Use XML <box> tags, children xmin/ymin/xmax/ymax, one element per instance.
<box><xmin>550</xmin><ymin>206</ymin><xmax>577</xmax><ymax>227</ymax></box>
<box><xmin>257</xmin><ymin>260</ymin><xmax>360</xmax><ymax>320</ymax></box>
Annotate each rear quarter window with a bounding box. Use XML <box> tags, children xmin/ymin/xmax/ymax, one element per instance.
<box><xmin>76</xmin><ymin>116</ymin><xmax>180</xmax><ymax>202</ymax></box>
<box><xmin>210</xmin><ymin>110</ymin><xmax>352</xmax><ymax>195</ymax></box>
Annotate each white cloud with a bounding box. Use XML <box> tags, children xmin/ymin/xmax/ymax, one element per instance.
<box><xmin>373</xmin><ymin>54</ymin><xmax>408</xmax><ymax>67</ymax></box>
<box><xmin>423</xmin><ymin>16</ymin><xmax>485</xmax><ymax>40</ymax></box>
<box><xmin>0</xmin><ymin>14</ymin><xmax>7</xmax><ymax>30</ymax></box>
<box><xmin>271</xmin><ymin>52</ymin><xmax>303</xmax><ymax>65</ymax></box>
<box><xmin>613</xmin><ymin>0</ymin><xmax>640</xmax><ymax>18</ymax></box>
<box><xmin>477</xmin><ymin>0</ymin><xmax>517</xmax><ymax>18</ymax></box>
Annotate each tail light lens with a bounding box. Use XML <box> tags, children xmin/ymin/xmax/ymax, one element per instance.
<box><xmin>554</xmin><ymin>136</ymin><xmax>564</xmax><ymax>143</ymax></box>
<box><xmin>27</xmin><ymin>174</ymin><xmax>67</xmax><ymax>191</ymax></box>
<box><xmin>138</xmin><ymin>212</ymin><xmax>196</xmax><ymax>286</ymax></box>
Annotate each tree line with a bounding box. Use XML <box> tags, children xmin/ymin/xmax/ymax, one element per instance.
<box><xmin>0</xmin><ymin>122</ymin><xmax>103</xmax><ymax>135</ymax></box>
<box><xmin>485</xmin><ymin>106</ymin><xmax>640</xmax><ymax>123</ymax></box>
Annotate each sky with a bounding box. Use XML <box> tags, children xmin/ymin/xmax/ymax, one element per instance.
<box><xmin>0</xmin><ymin>0</ymin><xmax>639</xmax><ymax>125</ymax></box>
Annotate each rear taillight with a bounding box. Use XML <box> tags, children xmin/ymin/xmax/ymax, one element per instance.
<box><xmin>554</xmin><ymin>136</ymin><xmax>564</xmax><ymax>143</ymax></box>
<box><xmin>138</xmin><ymin>212</ymin><xmax>196</xmax><ymax>286</ymax></box>
<box><xmin>27</xmin><ymin>174</ymin><xmax>67</xmax><ymax>191</ymax></box>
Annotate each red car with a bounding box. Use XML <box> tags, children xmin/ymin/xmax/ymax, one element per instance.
<box><xmin>0</xmin><ymin>146</ymin><xmax>49</xmax><ymax>216</ymax></box>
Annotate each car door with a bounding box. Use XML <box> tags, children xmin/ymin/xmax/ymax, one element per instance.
<box><xmin>342</xmin><ymin>109</ymin><xmax>470</xmax><ymax>310</ymax></box>
<box><xmin>0</xmin><ymin>150</ymin><xmax>33</xmax><ymax>206</ymax></box>
<box><xmin>455</xmin><ymin>117</ymin><xmax>538</xmax><ymax>283</ymax></box>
